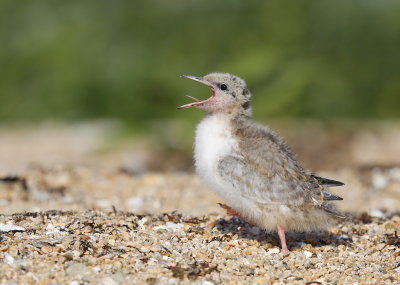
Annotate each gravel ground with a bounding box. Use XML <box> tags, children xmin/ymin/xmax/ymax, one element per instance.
<box><xmin>1</xmin><ymin>166</ymin><xmax>399</xmax><ymax>216</ymax></box>
<box><xmin>0</xmin><ymin>210</ymin><xmax>399</xmax><ymax>284</ymax></box>
<box><xmin>0</xmin><ymin>168</ymin><xmax>399</xmax><ymax>284</ymax></box>
<box><xmin>0</xmin><ymin>123</ymin><xmax>400</xmax><ymax>284</ymax></box>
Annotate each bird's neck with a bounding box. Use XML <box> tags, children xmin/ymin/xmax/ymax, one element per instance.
<box><xmin>207</xmin><ymin>105</ymin><xmax>252</xmax><ymax>122</ymax></box>
<box><xmin>204</xmin><ymin>112</ymin><xmax>250</xmax><ymax>129</ymax></box>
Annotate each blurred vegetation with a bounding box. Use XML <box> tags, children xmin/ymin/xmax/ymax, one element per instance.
<box><xmin>1</xmin><ymin>0</ymin><xmax>400</xmax><ymax>128</ymax></box>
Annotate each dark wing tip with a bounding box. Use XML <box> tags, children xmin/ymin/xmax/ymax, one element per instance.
<box><xmin>323</xmin><ymin>191</ymin><xmax>343</xmax><ymax>201</ymax></box>
<box><xmin>312</xmin><ymin>175</ymin><xmax>345</xmax><ymax>187</ymax></box>
<box><xmin>320</xmin><ymin>205</ymin><xmax>347</xmax><ymax>219</ymax></box>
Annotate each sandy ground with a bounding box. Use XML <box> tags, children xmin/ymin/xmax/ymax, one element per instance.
<box><xmin>0</xmin><ymin>121</ymin><xmax>400</xmax><ymax>284</ymax></box>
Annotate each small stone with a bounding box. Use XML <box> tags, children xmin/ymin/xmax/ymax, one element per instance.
<box><xmin>99</xmin><ymin>277</ymin><xmax>118</xmax><ymax>285</ymax></box>
<box><xmin>165</xmin><ymin>222</ymin><xmax>183</xmax><ymax>230</ymax></box>
<box><xmin>369</xmin><ymin>209</ymin><xmax>385</xmax><ymax>219</ymax></box>
<box><xmin>4</xmin><ymin>253</ymin><xmax>14</xmax><ymax>265</ymax></box>
<box><xmin>95</xmin><ymin>199</ymin><xmax>112</xmax><ymax>209</ymax></box>
<box><xmin>71</xmin><ymin>250</ymin><xmax>81</xmax><ymax>259</ymax></box>
<box><xmin>376</xmin><ymin>243</ymin><xmax>386</xmax><ymax>251</ymax></box>
<box><xmin>125</xmin><ymin>196</ymin><xmax>144</xmax><ymax>209</ymax></box>
<box><xmin>303</xmin><ymin>250</ymin><xmax>313</xmax><ymax>258</ymax></box>
<box><xmin>0</xmin><ymin>221</ymin><xmax>25</xmax><ymax>232</ymax></box>
<box><xmin>383</xmin><ymin>221</ymin><xmax>399</xmax><ymax>231</ymax></box>
<box><xmin>267</xmin><ymin>248</ymin><xmax>280</xmax><ymax>254</ymax></box>
<box><xmin>243</xmin><ymin>245</ymin><xmax>258</xmax><ymax>255</ymax></box>
<box><xmin>62</xmin><ymin>253</ymin><xmax>74</xmax><ymax>262</ymax></box>
<box><xmin>66</xmin><ymin>263</ymin><xmax>88</xmax><ymax>277</ymax></box>
<box><xmin>261</xmin><ymin>243</ymin><xmax>273</xmax><ymax>249</ymax></box>
<box><xmin>87</xmin><ymin>257</ymin><xmax>97</xmax><ymax>265</ymax></box>
<box><xmin>0</xmin><ymin>246</ymin><xmax>9</xmax><ymax>252</ymax></box>
<box><xmin>150</xmin><ymin>245</ymin><xmax>161</xmax><ymax>252</ymax></box>
<box><xmin>112</xmin><ymin>271</ymin><xmax>126</xmax><ymax>284</ymax></box>
<box><xmin>53</xmin><ymin>246</ymin><xmax>62</xmax><ymax>253</ymax></box>
<box><xmin>41</xmin><ymin>246</ymin><xmax>53</xmax><ymax>253</ymax></box>
<box><xmin>392</xmin><ymin>215</ymin><xmax>400</xmax><ymax>223</ymax></box>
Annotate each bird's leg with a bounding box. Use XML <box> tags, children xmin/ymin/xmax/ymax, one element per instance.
<box><xmin>277</xmin><ymin>224</ymin><xmax>290</xmax><ymax>255</ymax></box>
<box><xmin>218</xmin><ymin>203</ymin><xmax>243</xmax><ymax>219</ymax></box>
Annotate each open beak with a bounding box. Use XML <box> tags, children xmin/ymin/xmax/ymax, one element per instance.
<box><xmin>178</xmin><ymin>75</ymin><xmax>215</xmax><ymax>109</ymax></box>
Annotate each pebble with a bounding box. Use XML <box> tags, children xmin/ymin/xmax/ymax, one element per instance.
<box><xmin>267</xmin><ymin>248</ymin><xmax>280</xmax><ymax>254</ymax></box>
<box><xmin>66</xmin><ymin>263</ymin><xmax>88</xmax><ymax>277</ymax></box>
<box><xmin>4</xmin><ymin>253</ymin><xmax>15</xmax><ymax>265</ymax></box>
<box><xmin>112</xmin><ymin>271</ymin><xmax>126</xmax><ymax>284</ymax></box>
<box><xmin>0</xmin><ymin>246</ymin><xmax>9</xmax><ymax>252</ymax></box>
<box><xmin>369</xmin><ymin>209</ymin><xmax>385</xmax><ymax>219</ymax></box>
<box><xmin>41</xmin><ymin>246</ymin><xmax>54</xmax><ymax>254</ymax></box>
<box><xmin>99</xmin><ymin>277</ymin><xmax>119</xmax><ymax>285</ymax></box>
<box><xmin>303</xmin><ymin>250</ymin><xmax>313</xmax><ymax>258</ymax></box>
<box><xmin>376</xmin><ymin>243</ymin><xmax>386</xmax><ymax>251</ymax></box>
<box><xmin>0</xmin><ymin>221</ymin><xmax>25</xmax><ymax>232</ymax></box>
<box><xmin>125</xmin><ymin>196</ymin><xmax>145</xmax><ymax>209</ymax></box>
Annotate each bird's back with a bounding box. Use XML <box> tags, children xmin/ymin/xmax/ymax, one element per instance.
<box><xmin>216</xmin><ymin>116</ymin><xmax>346</xmax><ymax>227</ymax></box>
<box><xmin>227</xmin><ymin>116</ymin><xmax>311</xmax><ymax>205</ymax></box>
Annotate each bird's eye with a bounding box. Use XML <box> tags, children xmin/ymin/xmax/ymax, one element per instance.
<box><xmin>220</xmin><ymin>84</ymin><xmax>228</xmax><ymax>91</ymax></box>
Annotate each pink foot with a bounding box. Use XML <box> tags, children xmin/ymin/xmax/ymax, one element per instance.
<box><xmin>277</xmin><ymin>224</ymin><xmax>290</xmax><ymax>255</ymax></box>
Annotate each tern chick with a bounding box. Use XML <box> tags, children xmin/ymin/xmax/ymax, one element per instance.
<box><xmin>179</xmin><ymin>73</ymin><xmax>345</xmax><ymax>254</ymax></box>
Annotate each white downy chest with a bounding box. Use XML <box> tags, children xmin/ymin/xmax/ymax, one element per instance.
<box><xmin>194</xmin><ymin>114</ymin><xmax>238</xmax><ymax>197</ymax></box>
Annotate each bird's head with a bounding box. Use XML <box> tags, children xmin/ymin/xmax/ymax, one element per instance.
<box><xmin>178</xmin><ymin>73</ymin><xmax>252</xmax><ymax>115</ymax></box>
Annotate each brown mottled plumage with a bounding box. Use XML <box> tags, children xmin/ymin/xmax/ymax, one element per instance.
<box><xmin>179</xmin><ymin>73</ymin><xmax>345</xmax><ymax>254</ymax></box>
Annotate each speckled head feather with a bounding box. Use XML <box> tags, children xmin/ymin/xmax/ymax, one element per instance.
<box><xmin>179</xmin><ymin>73</ymin><xmax>252</xmax><ymax>116</ymax></box>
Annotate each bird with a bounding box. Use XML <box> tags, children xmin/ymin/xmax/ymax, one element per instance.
<box><xmin>178</xmin><ymin>72</ymin><xmax>345</xmax><ymax>254</ymax></box>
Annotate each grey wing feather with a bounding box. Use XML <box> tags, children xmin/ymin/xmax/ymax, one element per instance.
<box><xmin>219</xmin><ymin>120</ymin><xmax>344</xmax><ymax>211</ymax></box>
<box><xmin>217</xmin><ymin>154</ymin><xmax>313</xmax><ymax>206</ymax></box>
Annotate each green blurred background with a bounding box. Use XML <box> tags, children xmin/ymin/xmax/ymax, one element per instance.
<box><xmin>1</xmin><ymin>1</ymin><xmax>400</xmax><ymax>219</ymax></box>
<box><xmin>1</xmin><ymin>0</ymin><xmax>400</xmax><ymax>127</ymax></box>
